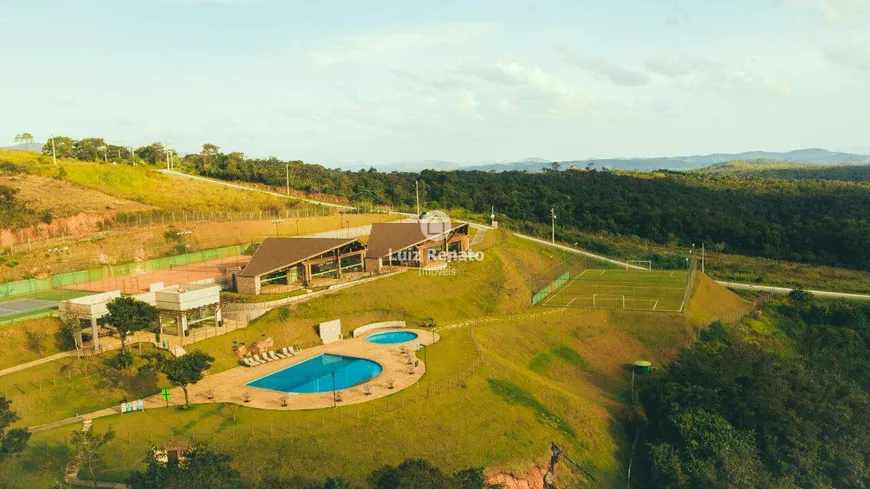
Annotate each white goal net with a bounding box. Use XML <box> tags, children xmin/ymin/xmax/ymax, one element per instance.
<box><xmin>626</xmin><ymin>260</ymin><xmax>652</xmax><ymax>271</ymax></box>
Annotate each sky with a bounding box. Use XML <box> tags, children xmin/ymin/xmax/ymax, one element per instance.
<box><xmin>1</xmin><ymin>0</ymin><xmax>869</xmax><ymax>167</ymax></box>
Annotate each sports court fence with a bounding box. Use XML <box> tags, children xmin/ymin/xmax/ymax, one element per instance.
<box><xmin>0</xmin><ymin>244</ymin><xmax>249</xmax><ymax>299</ymax></box>
<box><xmin>532</xmin><ymin>272</ymin><xmax>570</xmax><ymax>305</ymax></box>
<box><xmin>678</xmin><ymin>256</ymin><xmax>699</xmax><ymax>313</ymax></box>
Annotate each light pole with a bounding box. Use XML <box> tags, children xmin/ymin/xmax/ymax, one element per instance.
<box><xmin>551</xmin><ymin>208</ymin><xmax>557</xmax><ymax>244</ymax></box>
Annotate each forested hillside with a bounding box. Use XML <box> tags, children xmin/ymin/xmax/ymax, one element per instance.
<box><xmin>34</xmin><ymin>139</ymin><xmax>870</xmax><ymax>271</ymax></box>
<box><xmin>179</xmin><ymin>150</ymin><xmax>870</xmax><ymax>270</ymax></box>
<box><xmin>698</xmin><ymin>159</ymin><xmax>870</xmax><ymax>181</ymax></box>
<box><xmin>638</xmin><ymin>292</ymin><xmax>870</xmax><ymax>488</ymax></box>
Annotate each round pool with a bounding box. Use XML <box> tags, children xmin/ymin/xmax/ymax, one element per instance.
<box><xmin>367</xmin><ymin>330</ymin><xmax>419</xmax><ymax>344</ymax></box>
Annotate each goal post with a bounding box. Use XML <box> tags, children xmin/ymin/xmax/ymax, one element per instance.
<box><xmin>626</xmin><ymin>260</ymin><xmax>652</xmax><ymax>271</ymax></box>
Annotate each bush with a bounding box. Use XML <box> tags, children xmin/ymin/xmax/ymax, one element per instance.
<box><xmin>108</xmin><ymin>351</ymin><xmax>134</xmax><ymax>370</ymax></box>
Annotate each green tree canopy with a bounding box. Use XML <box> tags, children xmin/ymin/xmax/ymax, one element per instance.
<box><xmin>105</xmin><ymin>297</ymin><xmax>158</xmax><ymax>355</ymax></box>
<box><xmin>128</xmin><ymin>443</ymin><xmax>241</xmax><ymax>489</ymax></box>
<box><xmin>0</xmin><ymin>397</ymin><xmax>29</xmax><ymax>463</ymax></box>
<box><xmin>41</xmin><ymin>136</ymin><xmax>75</xmax><ymax>158</ymax></box>
<box><xmin>13</xmin><ymin>132</ymin><xmax>34</xmax><ymax>151</ymax></box>
<box><xmin>70</xmin><ymin>427</ymin><xmax>115</xmax><ymax>489</ymax></box>
<box><xmin>147</xmin><ymin>350</ymin><xmax>214</xmax><ymax>408</ymax></box>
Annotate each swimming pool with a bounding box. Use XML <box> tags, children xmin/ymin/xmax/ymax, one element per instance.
<box><xmin>367</xmin><ymin>330</ymin><xmax>419</xmax><ymax>344</ymax></box>
<box><xmin>246</xmin><ymin>354</ymin><xmax>383</xmax><ymax>394</ymax></box>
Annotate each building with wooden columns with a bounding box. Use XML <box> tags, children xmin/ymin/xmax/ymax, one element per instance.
<box><xmin>364</xmin><ymin>222</ymin><xmax>470</xmax><ymax>272</ymax></box>
<box><xmin>235</xmin><ymin>237</ymin><xmax>366</xmax><ymax>295</ymax></box>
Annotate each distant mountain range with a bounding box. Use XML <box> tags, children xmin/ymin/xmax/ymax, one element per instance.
<box><xmin>334</xmin><ymin>149</ymin><xmax>870</xmax><ymax>173</ymax></box>
<box><xmin>1</xmin><ymin>143</ymin><xmax>44</xmax><ymax>153</ymax></box>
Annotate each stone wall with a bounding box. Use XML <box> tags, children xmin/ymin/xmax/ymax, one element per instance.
<box><xmin>235</xmin><ymin>275</ymin><xmax>260</xmax><ymax>295</ymax></box>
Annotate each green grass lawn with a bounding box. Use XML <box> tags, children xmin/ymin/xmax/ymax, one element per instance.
<box><xmin>0</xmin><ymin>316</ymin><xmax>74</xmax><ymax>370</ymax></box>
<box><xmin>0</xmin><ymin>346</ymin><xmax>164</xmax><ymax>428</ymax></box>
<box><xmin>542</xmin><ymin>269</ymin><xmax>688</xmax><ymax>311</ymax></box>
<box><xmin>0</xmin><ymin>234</ymin><xmax>752</xmax><ymax>488</ymax></box>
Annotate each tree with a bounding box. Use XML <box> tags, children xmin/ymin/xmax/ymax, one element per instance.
<box><xmin>0</xmin><ymin>397</ymin><xmax>30</xmax><ymax>463</ymax></box>
<box><xmin>105</xmin><ymin>297</ymin><xmax>158</xmax><ymax>355</ymax></box>
<box><xmin>135</xmin><ymin>142</ymin><xmax>166</xmax><ymax>165</ymax></box>
<box><xmin>13</xmin><ymin>133</ymin><xmax>35</xmax><ymax>151</ymax></box>
<box><xmin>648</xmin><ymin>409</ymin><xmax>771</xmax><ymax>489</ymax></box>
<box><xmin>41</xmin><ymin>136</ymin><xmax>75</xmax><ymax>158</ymax></box>
<box><xmin>550</xmin><ymin>161</ymin><xmax>561</xmax><ymax>172</ymax></box>
<box><xmin>368</xmin><ymin>459</ymin><xmax>495</xmax><ymax>489</ymax></box>
<box><xmin>128</xmin><ymin>444</ymin><xmax>241</xmax><ymax>489</ymax></box>
<box><xmin>70</xmin><ymin>427</ymin><xmax>115</xmax><ymax>489</ymax></box>
<box><xmin>148</xmin><ymin>351</ymin><xmax>214</xmax><ymax>408</ymax></box>
<box><xmin>73</xmin><ymin>138</ymin><xmax>107</xmax><ymax>162</ymax></box>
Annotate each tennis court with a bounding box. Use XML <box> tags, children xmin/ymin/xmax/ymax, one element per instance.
<box><xmin>539</xmin><ymin>269</ymin><xmax>689</xmax><ymax>312</ymax></box>
<box><xmin>0</xmin><ymin>299</ymin><xmax>59</xmax><ymax>319</ymax></box>
<box><xmin>66</xmin><ymin>255</ymin><xmax>250</xmax><ymax>294</ymax></box>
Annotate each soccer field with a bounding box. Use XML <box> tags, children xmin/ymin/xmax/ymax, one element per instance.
<box><xmin>539</xmin><ymin>269</ymin><xmax>689</xmax><ymax>312</ymax></box>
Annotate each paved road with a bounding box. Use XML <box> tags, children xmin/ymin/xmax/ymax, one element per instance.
<box><xmin>159</xmin><ymin>170</ymin><xmax>870</xmax><ymax>302</ymax></box>
<box><xmin>716</xmin><ymin>281</ymin><xmax>870</xmax><ymax>300</ymax></box>
<box><xmin>513</xmin><ymin>233</ymin><xmax>647</xmax><ymax>270</ymax></box>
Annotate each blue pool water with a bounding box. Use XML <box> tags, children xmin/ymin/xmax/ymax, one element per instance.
<box><xmin>367</xmin><ymin>330</ymin><xmax>419</xmax><ymax>344</ymax></box>
<box><xmin>246</xmin><ymin>354</ymin><xmax>383</xmax><ymax>393</ymax></box>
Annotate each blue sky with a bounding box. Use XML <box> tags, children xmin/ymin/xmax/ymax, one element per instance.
<box><xmin>2</xmin><ymin>0</ymin><xmax>869</xmax><ymax>166</ymax></box>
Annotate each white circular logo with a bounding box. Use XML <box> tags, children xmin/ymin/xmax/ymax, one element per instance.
<box><xmin>420</xmin><ymin>210</ymin><xmax>452</xmax><ymax>240</ymax></box>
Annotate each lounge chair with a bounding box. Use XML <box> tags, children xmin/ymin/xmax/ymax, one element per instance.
<box><xmin>269</xmin><ymin>351</ymin><xmax>282</xmax><ymax>360</ymax></box>
<box><xmin>280</xmin><ymin>347</ymin><xmax>291</xmax><ymax>357</ymax></box>
<box><xmin>290</xmin><ymin>346</ymin><xmax>300</xmax><ymax>355</ymax></box>
<box><xmin>273</xmin><ymin>350</ymin><xmax>286</xmax><ymax>359</ymax></box>
<box><xmin>249</xmin><ymin>356</ymin><xmax>264</xmax><ymax>365</ymax></box>
<box><xmin>254</xmin><ymin>354</ymin><xmax>269</xmax><ymax>363</ymax></box>
<box><xmin>242</xmin><ymin>358</ymin><xmax>255</xmax><ymax>367</ymax></box>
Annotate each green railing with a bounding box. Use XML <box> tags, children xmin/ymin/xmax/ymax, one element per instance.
<box><xmin>531</xmin><ymin>271</ymin><xmax>570</xmax><ymax>305</ymax></box>
<box><xmin>0</xmin><ymin>244</ymin><xmax>249</xmax><ymax>299</ymax></box>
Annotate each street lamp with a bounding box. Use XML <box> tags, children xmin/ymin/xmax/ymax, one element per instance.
<box><xmin>419</xmin><ymin>343</ymin><xmax>428</xmax><ymax>370</ymax></box>
<box><xmin>551</xmin><ymin>208</ymin><xmax>557</xmax><ymax>243</ymax></box>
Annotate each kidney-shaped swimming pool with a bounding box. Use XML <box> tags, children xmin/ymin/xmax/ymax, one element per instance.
<box><xmin>246</xmin><ymin>354</ymin><xmax>383</xmax><ymax>394</ymax></box>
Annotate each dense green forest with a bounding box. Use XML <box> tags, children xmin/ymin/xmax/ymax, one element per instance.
<box><xmin>178</xmin><ymin>147</ymin><xmax>870</xmax><ymax>270</ymax></box>
<box><xmin>698</xmin><ymin>159</ymin><xmax>870</xmax><ymax>181</ymax></box>
<box><xmin>639</xmin><ymin>292</ymin><xmax>870</xmax><ymax>488</ymax></box>
<box><xmin>36</xmin><ymin>138</ymin><xmax>870</xmax><ymax>271</ymax></box>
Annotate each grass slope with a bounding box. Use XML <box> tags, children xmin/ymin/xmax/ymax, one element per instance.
<box><xmin>0</xmin><ymin>149</ymin><xmax>306</xmax><ymax>213</ymax></box>
<box><xmin>0</xmin><ymin>172</ymin><xmax>152</xmax><ymax>219</ymax></box>
<box><xmin>0</xmin><ymin>234</ymin><xmax>750</xmax><ymax>488</ymax></box>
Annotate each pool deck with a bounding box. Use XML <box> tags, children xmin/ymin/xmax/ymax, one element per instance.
<box><xmin>179</xmin><ymin>328</ymin><xmax>440</xmax><ymax>410</ymax></box>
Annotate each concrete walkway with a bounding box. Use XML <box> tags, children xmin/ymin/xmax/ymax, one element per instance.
<box><xmin>28</xmin><ymin>329</ymin><xmax>438</xmax><ymax>432</ymax></box>
<box><xmin>0</xmin><ymin>351</ymin><xmax>77</xmax><ymax>377</ymax></box>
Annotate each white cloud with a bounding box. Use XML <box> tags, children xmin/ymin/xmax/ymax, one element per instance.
<box><xmin>561</xmin><ymin>50</ymin><xmax>650</xmax><ymax>87</ymax></box>
<box><xmin>717</xmin><ymin>69</ymin><xmax>792</xmax><ymax>96</ymax></box>
<box><xmin>826</xmin><ymin>42</ymin><xmax>870</xmax><ymax>78</ymax></box>
<box><xmin>645</xmin><ymin>53</ymin><xmax>715</xmax><ymax>78</ymax></box>
<box><xmin>645</xmin><ymin>53</ymin><xmax>792</xmax><ymax>96</ymax></box>
<box><xmin>456</xmin><ymin>89</ymin><xmax>484</xmax><ymax>121</ymax></box>
<box><xmin>310</xmin><ymin>23</ymin><xmax>492</xmax><ymax>65</ymax></box>
<box><xmin>784</xmin><ymin>0</ymin><xmax>870</xmax><ymax>20</ymax></box>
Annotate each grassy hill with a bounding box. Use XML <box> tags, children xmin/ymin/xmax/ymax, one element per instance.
<box><xmin>0</xmin><ymin>149</ymin><xmax>310</xmax><ymax>217</ymax></box>
<box><xmin>0</xmin><ymin>232</ymin><xmax>749</xmax><ymax>488</ymax></box>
